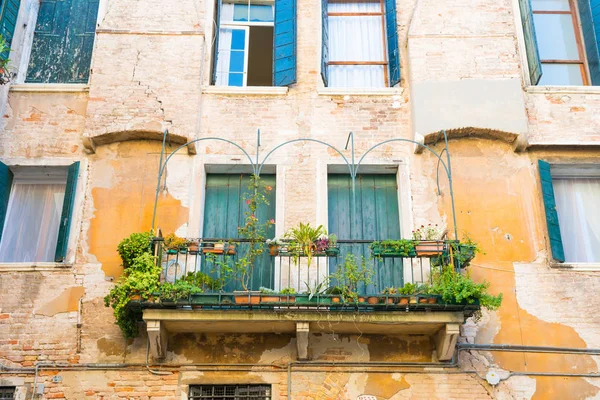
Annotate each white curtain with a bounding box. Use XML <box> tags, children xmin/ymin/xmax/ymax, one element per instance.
<box><xmin>215</xmin><ymin>4</ymin><xmax>235</xmax><ymax>86</ymax></box>
<box><xmin>0</xmin><ymin>183</ymin><xmax>66</xmax><ymax>262</ymax></box>
<box><xmin>553</xmin><ymin>178</ymin><xmax>600</xmax><ymax>263</ymax></box>
<box><xmin>328</xmin><ymin>1</ymin><xmax>386</xmax><ymax>87</ymax></box>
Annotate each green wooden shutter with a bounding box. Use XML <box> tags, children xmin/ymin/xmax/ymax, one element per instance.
<box><xmin>328</xmin><ymin>174</ymin><xmax>402</xmax><ymax>293</ymax></box>
<box><xmin>211</xmin><ymin>0</ymin><xmax>222</xmax><ymax>85</ymax></box>
<box><xmin>54</xmin><ymin>161</ymin><xmax>79</xmax><ymax>262</ymax></box>
<box><xmin>0</xmin><ymin>0</ymin><xmax>21</xmax><ymax>57</ymax></box>
<box><xmin>384</xmin><ymin>0</ymin><xmax>400</xmax><ymax>86</ymax></box>
<box><xmin>538</xmin><ymin>160</ymin><xmax>565</xmax><ymax>262</ymax></box>
<box><xmin>0</xmin><ymin>160</ymin><xmax>14</xmax><ymax>243</ymax></box>
<box><xmin>581</xmin><ymin>0</ymin><xmax>600</xmax><ymax>85</ymax></box>
<box><xmin>273</xmin><ymin>0</ymin><xmax>296</xmax><ymax>86</ymax></box>
<box><xmin>321</xmin><ymin>0</ymin><xmax>329</xmax><ymax>87</ymax></box>
<box><xmin>519</xmin><ymin>0</ymin><xmax>542</xmax><ymax>85</ymax></box>
<box><xmin>26</xmin><ymin>0</ymin><xmax>99</xmax><ymax>83</ymax></box>
<box><xmin>203</xmin><ymin>174</ymin><xmax>276</xmax><ymax>290</ymax></box>
<box><xmin>66</xmin><ymin>0</ymin><xmax>99</xmax><ymax>83</ymax></box>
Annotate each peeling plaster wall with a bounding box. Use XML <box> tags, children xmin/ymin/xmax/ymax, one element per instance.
<box><xmin>1</xmin><ymin>0</ymin><xmax>600</xmax><ymax>398</ymax></box>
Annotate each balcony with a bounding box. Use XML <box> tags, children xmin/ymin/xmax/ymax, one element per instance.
<box><xmin>136</xmin><ymin>238</ymin><xmax>483</xmax><ymax>361</ymax></box>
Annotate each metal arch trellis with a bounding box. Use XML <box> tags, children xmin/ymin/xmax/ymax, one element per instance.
<box><xmin>151</xmin><ymin>129</ymin><xmax>459</xmax><ymax>240</ymax></box>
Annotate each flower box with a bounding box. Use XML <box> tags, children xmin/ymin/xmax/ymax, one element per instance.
<box><xmin>414</xmin><ymin>240</ymin><xmax>444</xmax><ymax>257</ymax></box>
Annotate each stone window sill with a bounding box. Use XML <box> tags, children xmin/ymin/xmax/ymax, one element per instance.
<box><xmin>0</xmin><ymin>262</ymin><xmax>73</xmax><ymax>271</ymax></box>
<box><xmin>526</xmin><ymin>85</ymin><xmax>600</xmax><ymax>95</ymax></box>
<box><xmin>203</xmin><ymin>86</ymin><xmax>288</xmax><ymax>95</ymax></box>
<box><xmin>9</xmin><ymin>84</ymin><xmax>90</xmax><ymax>93</ymax></box>
<box><xmin>317</xmin><ymin>87</ymin><xmax>404</xmax><ymax>96</ymax></box>
<box><xmin>550</xmin><ymin>262</ymin><xmax>600</xmax><ymax>271</ymax></box>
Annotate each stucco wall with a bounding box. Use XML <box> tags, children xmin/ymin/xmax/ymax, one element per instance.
<box><xmin>1</xmin><ymin>0</ymin><xmax>600</xmax><ymax>398</ymax></box>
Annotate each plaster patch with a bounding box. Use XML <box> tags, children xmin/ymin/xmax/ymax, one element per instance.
<box><xmin>35</xmin><ymin>286</ymin><xmax>84</xmax><ymax>316</ymax></box>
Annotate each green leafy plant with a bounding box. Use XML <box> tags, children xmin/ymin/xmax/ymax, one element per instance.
<box><xmin>285</xmin><ymin>222</ymin><xmax>326</xmax><ymax>269</ymax></box>
<box><xmin>163</xmin><ymin>232</ymin><xmax>188</xmax><ymax>250</ymax></box>
<box><xmin>222</xmin><ymin>175</ymin><xmax>275</xmax><ymax>291</ymax></box>
<box><xmin>328</xmin><ymin>233</ymin><xmax>338</xmax><ymax>248</ymax></box>
<box><xmin>160</xmin><ymin>280</ymin><xmax>201</xmax><ymax>301</ymax></box>
<box><xmin>280</xmin><ymin>287</ymin><xmax>297</xmax><ymax>295</ymax></box>
<box><xmin>304</xmin><ymin>280</ymin><xmax>327</xmax><ymax>300</ymax></box>
<box><xmin>329</xmin><ymin>254</ymin><xmax>374</xmax><ymax>303</ymax></box>
<box><xmin>0</xmin><ymin>35</ymin><xmax>13</xmax><ymax>85</ymax></box>
<box><xmin>431</xmin><ymin>266</ymin><xmax>502</xmax><ymax>310</ymax></box>
<box><xmin>104</xmin><ymin>253</ymin><xmax>161</xmax><ymax>338</ymax></box>
<box><xmin>398</xmin><ymin>282</ymin><xmax>416</xmax><ymax>295</ymax></box>
<box><xmin>117</xmin><ymin>231</ymin><xmax>153</xmax><ymax>269</ymax></box>
<box><xmin>259</xmin><ymin>286</ymin><xmax>276</xmax><ymax>294</ymax></box>
<box><xmin>370</xmin><ymin>239</ymin><xmax>415</xmax><ymax>257</ymax></box>
<box><xmin>182</xmin><ymin>271</ymin><xmax>220</xmax><ymax>291</ymax></box>
<box><xmin>382</xmin><ymin>287</ymin><xmax>397</xmax><ymax>295</ymax></box>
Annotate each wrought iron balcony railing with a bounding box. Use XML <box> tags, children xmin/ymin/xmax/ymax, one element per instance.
<box><xmin>141</xmin><ymin>238</ymin><xmax>478</xmax><ymax>312</ymax></box>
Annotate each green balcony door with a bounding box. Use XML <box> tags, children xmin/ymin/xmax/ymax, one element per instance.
<box><xmin>328</xmin><ymin>174</ymin><xmax>403</xmax><ymax>294</ymax></box>
<box><xmin>203</xmin><ymin>174</ymin><xmax>276</xmax><ymax>291</ymax></box>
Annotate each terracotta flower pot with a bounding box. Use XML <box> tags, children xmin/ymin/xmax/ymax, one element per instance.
<box><xmin>415</xmin><ymin>240</ymin><xmax>444</xmax><ymax>257</ymax></box>
<box><xmin>398</xmin><ymin>297</ymin><xmax>409</xmax><ymax>305</ymax></box>
<box><xmin>418</xmin><ymin>297</ymin><xmax>428</xmax><ymax>304</ymax></box>
<box><xmin>269</xmin><ymin>245</ymin><xmax>279</xmax><ymax>256</ymax></box>
<box><xmin>367</xmin><ymin>296</ymin><xmax>379</xmax><ymax>305</ymax></box>
<box><xmin>427</xmin><ymin>297</ymin><xmax>438</xmax><ymax>304</ymax></box>
<box><xmin>331</xmin><ymin>296</ymin><xmax>341</xmax><ymax>303</ymax></box>
<box><xmin>261</xmin><ymin>295</ymin><xmax>280</xmax><ymax>303</ymax></box>
<box><xmin>234</xmin><ymin>292</ymin><xmax>260</xmax><ymax>304</ymax></box>
<box><xmin>358</xmin><ymin>296</ymin><xmax>366</xmax><ymax>303</ymax></box>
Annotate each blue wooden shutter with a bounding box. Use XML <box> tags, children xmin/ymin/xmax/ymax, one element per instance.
<box><xmin>384</xmin><ymin>0</ymin><xmax>400</xmax><ymax>86</ymax></box>
<box><xmin>328</xmin><ymin>174</ymin><xmax>403</xmax><ymax>293</ymax></box>
<box><xmin>580</xmin><ymin>0</ymin><xmax>600</xmax><ymax>85</ymax></box>
<box><xmin>203</xmin><ymin>174</ymin><xmax>276</xmax><ymax>290</ymax></box>
<box><xmin>273</xmin><ymin>0</ymin><xmax>296</xmax><ymax>86</ymax></box>
<box><xmin>54</xmin><ymin>161</ymin><xmax>79</xmax><ymax>262</ymax></box>
<box><xmin>26</xmin><ymin>0</ymin><xmax>99</xmax><ymax>83</ymax></box>
<box><xmin>321</xmin><ymin>0</ymin><xmax>329</xmax><ymax>86</ymax></box>
<box><xmin>0</xmin><ymin>0</ymin><xmax>21</xmax><ymax>56</ymax></box>
<box><xmin>519</xmin><ymin>0</ymin><xmax>542</xmax><ymax>85</ymax></box>
<box><xmin>538</xmin><ymin>160</ymin><xmax>565</xmax><ymax>262</ymax></box>
<box><xmin>0</xmin><ymin>160</ymin><xmax>13</xmax><ymax>243</ymax></box>
<box><xmin>211</xmin><ymin>0</ymin><xmax>222</xmax><ymax>85</ymax></box>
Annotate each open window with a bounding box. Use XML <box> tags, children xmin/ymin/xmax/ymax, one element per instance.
<box><xmin>539</xmin><ymin>161</ymin><xmax>600</xmax><ymax>263</ymax></box>
<box><xmin>519</xmin><ymin>0</ymin><xmax>600</xmax><ymax>85</ymax></box>
<box><xmin>321</xmin><ymin>0</ymin><xmax>400</xmax><ymax>88</ymax></box>
<box><xmin>211</xmin><ymin>0</ymin><xmax>296</xmax><ymax>87</ymax></box>
<box><xmin>0</xmin><ymin>161</ymin><xmax>79</xmax><ymax>263</ymax></box>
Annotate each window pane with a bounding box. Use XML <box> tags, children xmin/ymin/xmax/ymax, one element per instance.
<box><xmin>328</xmin><ymin>65</ymin><xmax>385</xmax><ymax>87</ymax></box>
<box><xmin>233</xmin><ymin>4</ymin><xmax>249</xmax><ymax>21</ymax></box>
<box><xmin>0</xmin><ymin>183</ymin><xmax>66</xmax><ymax>262</ymax></box>
<box><xmin>231</xmin><ymin>29</ymin><xmax>246</xmax><ymax>50</ymax></box>
<box><xmin>328</xmin><ymin>0</ymin><xmax>381</xmax><ymax>13</ymax></box>
<box><xmin>329</xmin><ymin>16</ymin><xmax>384</xmax><ymax>62</ymax></box>
<box><xmin>228</xmin><ymin>73</ymin><xmax>244</xmax><ymax>86</ymax></box>
<box><xmin>249</xmin><ymin>5</ymin><xmax>274</xmax><ymax>22</ymax></box>
<box><xmin>539</xmin><ymin>63</ymin><xmax>584</xmax><ymax>85</ymax></box>
<box><xmin>553</xmin><ymin>178</ymin><xmax>600</xmax><ymax>262</ymax></box>
<box><xmin>229</xmin><ymin>51</ymin><xmax>245</xmax><ymax>72</ymax></box>
<box><xmin>531</xmin><ymin>0</ymin><xmax>570</xmax><ymax>11</ymax></box>
<box><xmin>533</xmin><ymin>14</ymin><xmax>580</xmax><ymax>60</ymax></box>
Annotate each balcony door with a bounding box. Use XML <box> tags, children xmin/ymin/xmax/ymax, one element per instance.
<box><xmin>328</xmin><ymin>174</ymin><xmax>403</xmax><ymax>293</ymax></box>
<box><xmin>203</xmin><ymin>174</ymin><xmax>276</xmax><ymax>291</ymax></box>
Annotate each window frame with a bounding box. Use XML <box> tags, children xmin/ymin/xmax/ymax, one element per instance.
<box><xmin>326</xmin><ymin>0</ymin><xmax>390</xmax><ymax>86</ymax></box>
<box><xmin>532</xmin><ymin>0</ymin><xmax>590</xmax><ymax>85</ymax></box>
<box><xmin>189</xmin><ymin>384</ymin><xmax>272</xmax><ymax>400</ymax></box>
<box><xmin>216</xmin><ymin>24</ymin><xmax>251</xmax><ymax>87</ymax></box>
<box><xmin>0</xmin><ymin>160</ymin><xmax>84</xmax><ymax>268</ymax></box>
<box><xmin>9</xmin><ymin>0</ymin><xmax>106</xmax><ymax>85</ymax></box>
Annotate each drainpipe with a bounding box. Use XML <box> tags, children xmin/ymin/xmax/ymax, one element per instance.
<box><xmin>457</xmin><ymin>343</ymin><xmax>600</xmax><ymax>355</ymax></box>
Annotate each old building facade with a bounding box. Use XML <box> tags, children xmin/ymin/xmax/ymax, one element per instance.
<box><xmin>0</xmin><ymin>0</ymin><xmax>599</xmax><ymax>398</ymax></box>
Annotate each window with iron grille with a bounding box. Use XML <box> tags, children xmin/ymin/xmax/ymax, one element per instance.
<box><xmin>189</xmin><ymin>385</ymin><xmax>271</xmax><ymax>400</ymax></box>
<box><xmin>0</xmin><ymin>387</ymin><xmax>15</xmax><ymax>400</ymax></box>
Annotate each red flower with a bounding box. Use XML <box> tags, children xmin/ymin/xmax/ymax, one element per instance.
<box><xmin>269</xmin><ymin>219</ymin><xmax>275</xmax><ymax>224</ymax></box>
<box><xmin>246</xmin><ymin>199</ymin><xmax>251</xmax><ymax>205</ymax></box>
<box><xmin>266</xmin><ymin>186</ymin><xmax>272</xmax><ymax>191</ymax></box>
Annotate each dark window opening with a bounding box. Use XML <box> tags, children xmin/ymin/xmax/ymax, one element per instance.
<box><xmin>189</xmin><ymin>384</ymin><xmax>272</xmax><ymax>400</ymax></box>
<box><xmin>0</xmin><ymin>387</ymin><xmax>15</xmax><ymax>400</ymax></box>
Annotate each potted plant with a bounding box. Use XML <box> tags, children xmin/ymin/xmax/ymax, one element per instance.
<box><xmin>314</xmin><ymin>234</ymin><xmax>329</xmax><ymax>255</ymax></box>
<box><xmin>399</xmin><ymin>282</ymin><xmax>417</xmax><ymax>304</ymax></box>
<box><xmin>284</xmin><ymin>222</ymin><xmax>326</xmax><ymax>269</ymax></box>
<box><xmin>381</xmin><ymin>287</ymin><xmax>397</xmax><ymax>304</ymax></box>
<box><xmin>188</xmin><ymin>239</ymin><xmax>200</xmax><ymax>254</ymax></box>
<box><xmin>184</xmin><ymin>271</ymin><xmax>222</xmax><ymax>305</ymax></box>
<box><xmin>326</xmin><ymin>234</ymin><xmax>339</xmax><ymax>256</ymax></box>
<box><xmin>412</xmin><ymin>224</ymin><xmax>445</xmax><ymax>257</ymax></box>
<box><xmin>266</xmin><ymin>237</ymin><xmax>282</xmax><ymax>256</ymax></box>
<box><xmin>280</xmin><ymin>287</ymin><xmax>297</xmax><ymax>303</ymax></box>
<box><xmin>163</xmin><ymin>232</ymin><xmax>188</xmax><ymax>254</ymax></box>
<box><xmin>431</xmin><ymin>265</ymin><xmax>503</xmax><ymax>312</ymax></box>
<box><xmin>326</xmin><ymin>286</ymin><xmax>345</xmax><ymax>303</ymax></box>
<box><xmin>370</xmin><ymin>239</ymin><xmax>416</xmax><ymax>258</ymax></box>
<box><xmin>259</xmin><ymin>287</ymin><xmax>280</xmax><ymax>303</ymax></box>
<box><xmin>160</xmin><ymin>280</ymin><xmax>201</xmax><ymax>306</ymax></box>
<box><xmin>329</xmin><ymin>254</ymin><xmax>374</xmax><ymax>304</ymax></box>
<box><xmin>300</xmin><ymin>281</ymin><xmax>329</xmax><ymax>304</ymax></box>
